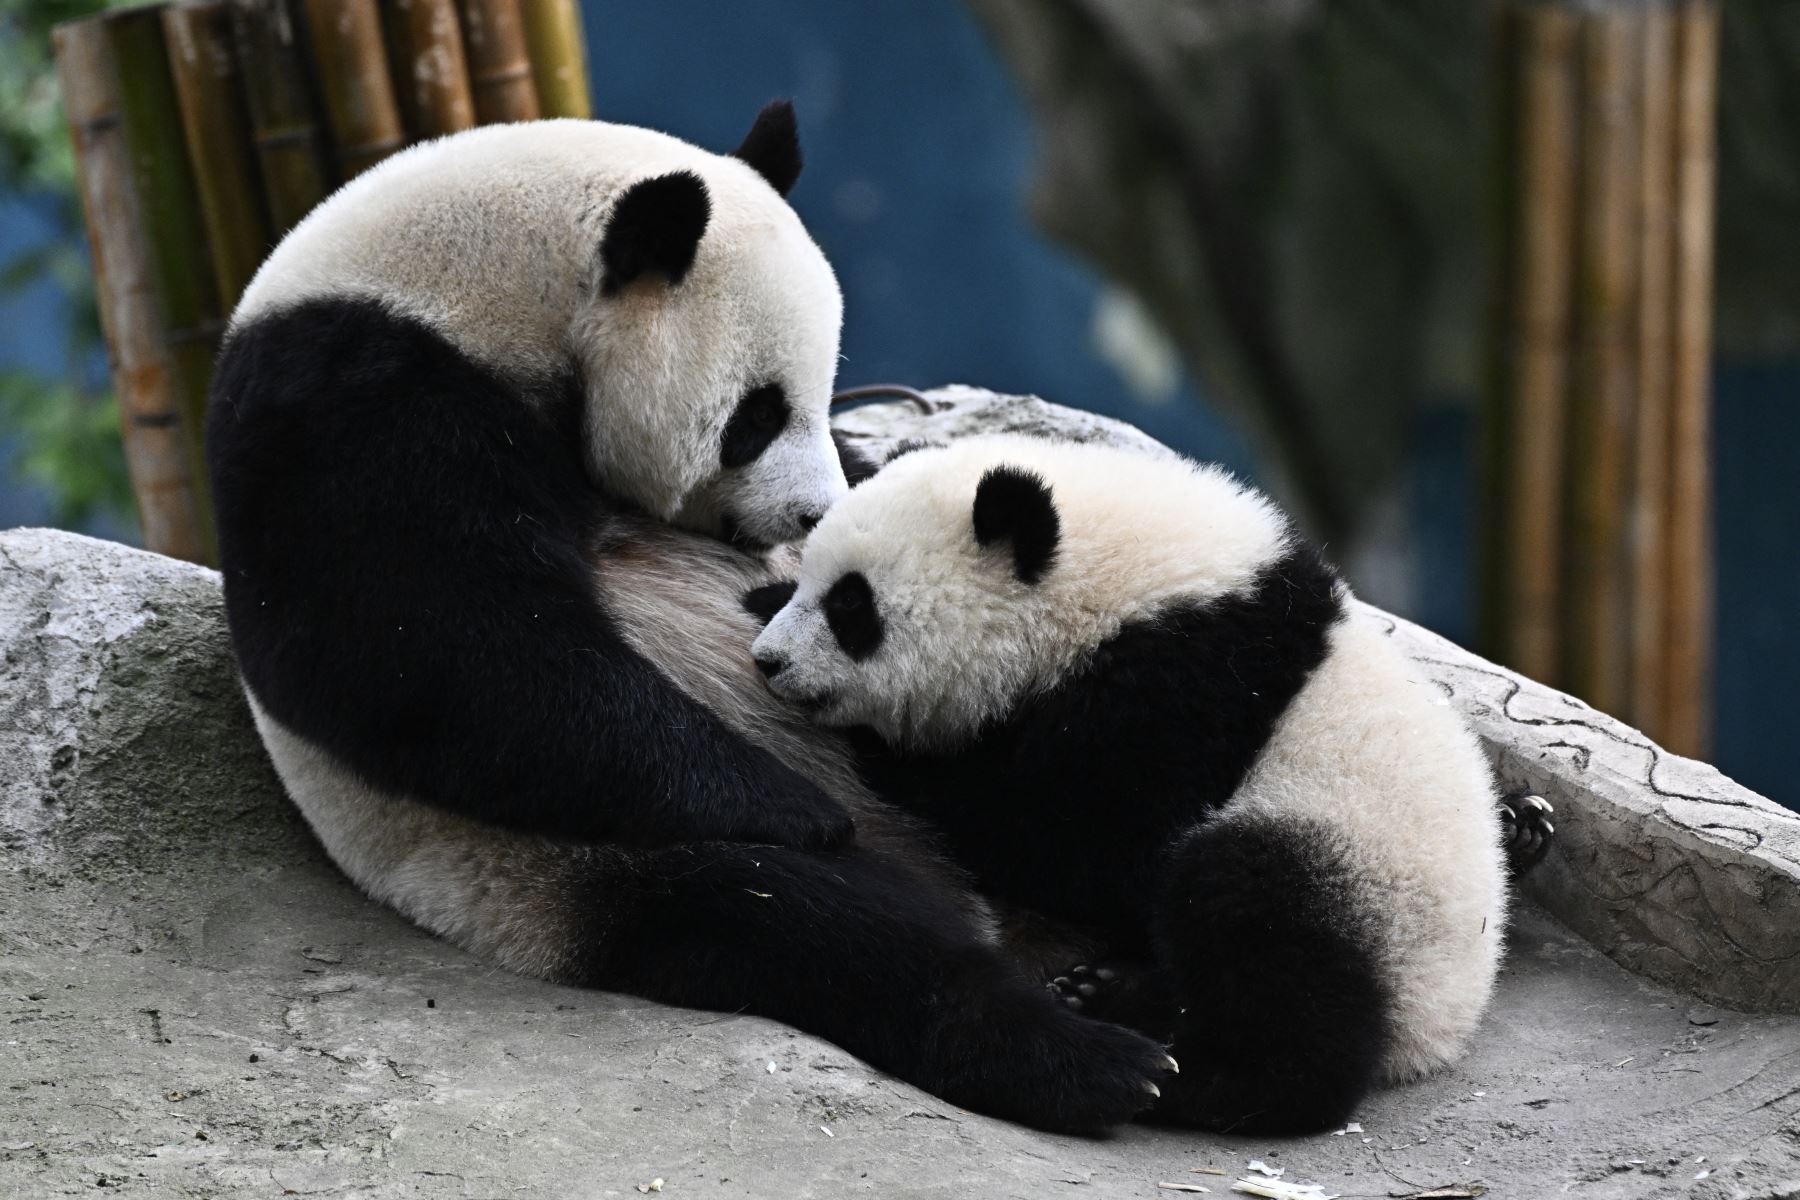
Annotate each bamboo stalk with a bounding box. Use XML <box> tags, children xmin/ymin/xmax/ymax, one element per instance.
<box><xmin>54</xmin><ymin>17</ymin><xmax>212</xmax><ymax>564</ymax></box>
<box><xmin>163</xmin><ymin>0</ymin><xmax>272</xmax><ymax>308</ymax></box>
<box><xmin>301</xmin><ymin>0</ymin><xmax>407</xmax><ymax>177</ymax></box>
<box><xmin>1664</xmin><ymin>0</ymin><xmax>1720</xmax><ymax>757</ymax></box>
<box><xmin>1562</xmin><ymin>7</ymin><xmax>1642</xmax><ymax>716</ymax></box>
<box><xmin>384</xmin><ymin>0</ymin><xmax>477</xmax><ymax>140</ymax></box>
<box><xmin>457</xmin><ymin>0</ymin><xmax>540</xmax><ymax>124</ymax></box>
<box><xmin>102</xmin><ymin>3</ymin><xmax>222</xmax><ymax>564</ymax></box>
<box><xmin>1629</xmin><ymin>4</ymin><xmax>1678</xmax><ymax>737</ymax></box>
<box><xmin>1485</xmin><ymin>3</ymin><xmax>1581</xmax><ymax>687</ymax></box>
<box><xmin>227</xmin><ymin>0</ymin><xmax>333</xmax><ymax>237</ymax></box>
<box><xmin>519</xmin><ymin>0</ymin><xmax>590</xmax><ymax>119</ymax></box>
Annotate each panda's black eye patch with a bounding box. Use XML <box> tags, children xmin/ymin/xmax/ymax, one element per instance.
<box><xmin>721</xmin><ymin>383</ymin><xmax>790</xmax><ymax>469</ymax></box>
<box><xmin>824</xmin><ymin>571</ymin><xmax>883</xmax><ymax>660</ymax></box>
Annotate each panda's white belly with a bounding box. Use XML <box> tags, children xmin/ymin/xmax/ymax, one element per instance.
<box><xmin>1225</xmin><ymin>607</ymin><xmax>1509</xmax><ymax>1081</ymax></box>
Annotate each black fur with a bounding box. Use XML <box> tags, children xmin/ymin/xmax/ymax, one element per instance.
<box><xmin>732</xmin><ymin>98</ymin><xmax>804</xmax><ymax>196</ymax></box>
<box><xmin>1148</xmin><ymin>814</ymin><xmax>1391</xmax><ymax>1134</ymax></box>
<box><xmin>574</xmin><ymin>839</ymin><xmax>1174</xmax><ymax>1134</ymax></box>
<box><xmin>599</xmin><ymin>171</ymin><xmax>711</xmax><ymax>294</ymax></box>
<box><xmin>860</xmin><ymin>542</ymin><xmax>1343</xmax><ymax>935</ymax></box>
<box><xmin>720</xmin><ymin>383</ymin><xmax>789</xmax><ymax>469</ymax></box>
<box><xmin>833</xmin><ymin>430</ymin><xmax>881</xmax><ymax>486</ymax></box>
<box><xmin>973</xmin><ymin>466</ymin><xmax>1060</xmax><ymax>583</ymax></box>
<box><xmin>207</xmin><ymin>297</ymin><xmax>851</xmax><ymax>851</ymax></box>
<box><xmin>824</xmin><ymin>570</ymin><xmax>883</xmax><ymax>660</ymax></box>
<box><xmin>741</xmin><ymin>580</ymin><xmax>798</xmax><ymax>625</ymax></box>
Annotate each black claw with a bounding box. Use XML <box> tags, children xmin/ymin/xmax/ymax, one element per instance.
<box><xmin>1095</xmin><ymin>967</ymin><xmax>1117</xmax><ymax>982</ymax></box>
<box><xmin>1077</xmin><ymin>983</ymin><xmax>1098</xmax><ymax>997</ymax></box>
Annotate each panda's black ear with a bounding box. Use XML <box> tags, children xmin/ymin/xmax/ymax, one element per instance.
<box><xmin>599</xmin><ymin>171</ymin><xmax>711</xmax><ymax>295</ymax></box>
<box><xmin>733</xmin><ymin>99</ymin><xmax>803</xmax><ymax>197</ymax></box>
<box><xmin>973</xmin><ymin>466</ymin><xmax>1060</xmax><ymax>584</ymax></box>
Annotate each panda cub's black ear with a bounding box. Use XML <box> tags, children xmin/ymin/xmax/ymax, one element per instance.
<box><xmin>972</xmin><ymin>465</ymin><xmax>1060</xmax><ymax>584</ymax></box>
<box><xmin>599</xmin><ymin>171</ymin><xmax>711</xmax><ymax>295</ymax></box>
<box><xmin>733</xmin><ymin>99</ymin><xmax>803</xmax><ymax>197</ymax></box>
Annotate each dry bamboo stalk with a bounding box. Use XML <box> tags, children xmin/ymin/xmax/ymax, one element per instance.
<box><xmin>1664</xmin><ymin>0</ymin><xmax>1720</xmax><ymax>758</ymax></box>
<box><xmin>228</xmin><ymin>0</ymin><xmax>333</xmax><ymax>236</ymax></box>
<box><xmin>457</xmin><ymin>0</ymin><xmax>540</xmax><ymax>124</ymax></box>
<box><xmin>1485</xmin><ymin>3</ymin><xmax>1581</xmax><ymax>686</ymax></box>
<box><xmin>163</xmin><ymin>0</ymin><xmax>272</xmax><ymax>308</ymax></box>
<box><xmin>519</xmin><ymin>0</ymin><xmax>590</xmax><ymax>119</ymax></box>
<box><xmin>1562</xmin><ymin>7</ymin><xmax>1642</xmax><ymax>717</ymax></box>
<box><xmin>1629</xmin><ymin>4</ymin><xmax>1678</xmax><ymax>737</ymax></box>
<box><xmin>54</xmin><ymin>17</ymin><xmax>212</xmax><ymax>563</ymax></box>
<box><xmin>384</xmin><ymin>0</ymin><xmax>476</xmax><ymax>139</ymax></box>
<box><xmin>301</xmin><ymin>0</ymin><xmax>407</xmax><ymax>177</ymax></box>
<box><xmin>103</xmin><ymin>3</ymin><xmax>223</xmax><ymax>564</ymax></box>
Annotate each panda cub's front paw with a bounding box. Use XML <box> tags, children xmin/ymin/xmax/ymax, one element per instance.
<box><xmin>1500</xmin><ymin>793</ymin><xmax>1555</xmax><ymax>877</ymax></box>
<box><xmin>1049</xmin><ymin>963</ymin><xmax>1122</xmax><ymax>1015</ymax></box>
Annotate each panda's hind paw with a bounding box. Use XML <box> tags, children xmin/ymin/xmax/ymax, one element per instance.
<box><xmin>1500</xmin><ymin>793</ymin><xmax>1555</xmax><ymax>878</ymax></box>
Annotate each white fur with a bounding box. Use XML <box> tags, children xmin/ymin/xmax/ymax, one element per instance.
<box><xmin>755</xmin><ymin>434</ymin><xmax>1509</xmax><ymax>1081</ymax></box>
<box><xmin>234</xmin><ymin>118</ymin><xmax>846</xmax><ymax>544</ymax></box>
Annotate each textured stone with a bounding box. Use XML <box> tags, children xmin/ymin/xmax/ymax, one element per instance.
<box><xmin>3</xmin><ymin>392</ymin><xmax>1798</xmax><ymax>1196</ymax></box>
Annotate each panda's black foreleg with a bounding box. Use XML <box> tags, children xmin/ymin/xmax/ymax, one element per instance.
<box><xmin>1142</xmin><ymin>813</ymin><xmax>1389</xmax><ymax>1135</ymax></box>
<box><xmin>1499</xmin><ymin>793</ymin><xmax>1555</xmax><ymax>878</ymax></box>
<box><xmin>582</xmin><ymin>840</ymin><xmax>1177</xmax><ymax>1135</ymax></box>
<box><xmin>206</xmin><ymin>298</ymin><xmax>852</xmax><ymax>852</ymax></box>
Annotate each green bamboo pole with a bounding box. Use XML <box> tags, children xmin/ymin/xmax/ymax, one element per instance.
<box><xmin>163</xmin><ymin>0</ymin><xmax>273</xmax><ymax>308</ymax></box>
<box><xmin>457</xmin><ymin>0</ymin><xmax>540</xmax><ymax>124</ymax></box>
<box><xmin>227</xmin><ymin>0</ymin><xmax>333</xmax><ymax>236</ymax></box>
<box><xmin>54</xmin><ymin>16</ymin><xmax>212</xmax><ymax>564</ymax></box>
<box><xmin>103</xmin><ymin>3</ymin><xmax>222</xmax><ymax>564</ymax></box>
<box><xmin>385</xmin><ymin>0</ymin><xmax>477</xmax><ymax>140</ymax></box>
<box><xmin>301</xmin><ymin>0</ymin><xmax>407</xmax><ymax>178</ymax></box>
<box><xmin>519</xmin><ymin>0</ymin><xmax>591</xmax><ymax>119</ymax></box>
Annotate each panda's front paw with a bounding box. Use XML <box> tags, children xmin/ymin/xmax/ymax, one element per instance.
<box><xmin>1500</xmin><ymin>793</ymin><xmax>1555</xmax><ymax>877</ymax></box>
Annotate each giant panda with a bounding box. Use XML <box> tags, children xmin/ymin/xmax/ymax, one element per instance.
<box><xmin>750</xmin><ymin>432</ymin><xmax>1517</xmax><ymax>1133</ymax></box>
<box><xmin>206</xmin><ymin>110</ymin><xmax>1175</xmax><ymax>1132</ymax></box>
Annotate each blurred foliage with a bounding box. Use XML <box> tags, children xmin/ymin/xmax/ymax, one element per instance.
<box><xmin>0</xmin><ymin>0</ymin><xmax>134</xmax><ymax>529</ymax></box>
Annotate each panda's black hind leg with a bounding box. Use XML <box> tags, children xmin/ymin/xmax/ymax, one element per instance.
<box><xmin>1145</xmin><ymin>813</ymin><xmax>1390</xmax><ymax>1135</ymax></box>
<box><xmin>1499</xmin><ymin>793</ymin><xmax>1555</xmax><ymax>878</ymax></box>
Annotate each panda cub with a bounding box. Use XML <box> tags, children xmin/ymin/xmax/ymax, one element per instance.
<box><xmin>751</xmin><ymin>434</ymin><xmax>1511</xmax><ymax>1133</ymax></box>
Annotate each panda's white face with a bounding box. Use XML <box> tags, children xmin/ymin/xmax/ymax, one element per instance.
<box><xmin>568</xmin><ymin>122</ymin><xmax>846</xmax><ymax>551</ymax></box>
<box><xmin>751</xmin><ymin>436</ymin><xmax>1296</xmax><ymax>749</ymax></box>
<box><xmin>232</xmin><ymin>106</ymin><xmax>845</xmax><ymax>553</ymax></box>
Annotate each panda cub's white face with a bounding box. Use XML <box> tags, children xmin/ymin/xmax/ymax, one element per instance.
<box><xmin>751</xmin><ymin>435</ymin><xmax>1294</xmax><ymax>750</ymax></box>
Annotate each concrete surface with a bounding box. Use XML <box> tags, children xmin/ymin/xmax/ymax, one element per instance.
<box><xmin>5</xmin><ymin>391</ymin><xmax>1800</xmax><ymax>1196</ymax></box>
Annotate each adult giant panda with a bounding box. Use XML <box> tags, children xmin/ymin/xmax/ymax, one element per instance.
<box><xmin>751</xmin><ymin>433</ymin><xmax>1514</xmax><ymax>1134</ymax></box>
<box><xmin>207</xmin><ymin>111</ymin><xmax>1174</xmax><ymax>1132</ymax></box>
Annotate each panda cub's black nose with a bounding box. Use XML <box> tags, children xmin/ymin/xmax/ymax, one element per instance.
<box><xmin>754</xmin><ymin>655</ymin><xmax>787</xmax><ymax>679</ymax></box>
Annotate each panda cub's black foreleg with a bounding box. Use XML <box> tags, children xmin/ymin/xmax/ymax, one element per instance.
<box><xmin>584</xmin><ymin>840</ymin><xmax>1177</xmax><ymax>1135</ymax></box>
<box><xmin>1144</xmin><ymin>813</ymin><xmax>1391</xmax><ymax>1135</ymax></box>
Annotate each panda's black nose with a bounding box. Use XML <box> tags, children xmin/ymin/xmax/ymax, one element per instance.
<box><xmin>754</xmin><ymin>655</ymin><xmax>787</xmax><ymax>679</ymax></box>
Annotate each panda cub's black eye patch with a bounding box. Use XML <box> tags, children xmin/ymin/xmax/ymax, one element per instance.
<box><xmin>720</xmin><ymin>383</ymin><xmax>790</xmax><ymax>469</ymax></box>
<box><xmin>824</xmin><ymin>571</ymin><xmax>883</xmax><ymax>660</ymax></box>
